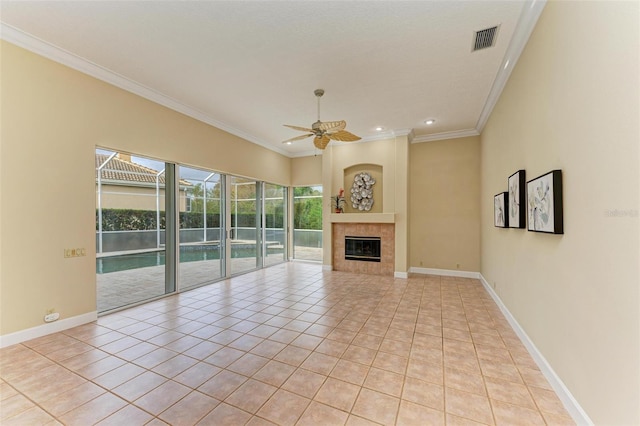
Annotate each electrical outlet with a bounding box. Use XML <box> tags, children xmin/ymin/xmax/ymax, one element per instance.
<box><xmin>456</xmin><ymin>263</ymin><xmax>460</xmax><ymax>269</ymax></box>
<box><xmin>420</xmin><ymin>261</ymin><xmax>423</xmax><ymax>266</ymax></box>
<box><xmin>44</xmin><ymin>312</ymin><xmax>60</xmax><ymax>323</ymax></box>
<box><xmin>64</xmin><ymin>248</ymin><xmax>86</xmax><ymax>258</ymax></box>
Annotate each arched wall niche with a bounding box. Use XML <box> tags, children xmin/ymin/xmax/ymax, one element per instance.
<box><xmin>343</xmin><ymin>163</ymin><xmax>383</xmax><ymax>213</ymax></box>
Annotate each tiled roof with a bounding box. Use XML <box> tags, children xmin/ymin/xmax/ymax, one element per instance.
<box><xmin>96</xmin><ymin>154</ymin><xmax>191</xmax><ymax>186</ymax></box>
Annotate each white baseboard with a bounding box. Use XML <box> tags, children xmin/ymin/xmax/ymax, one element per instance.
<box><xmin>322</xmin><ymin>264</ymin><xmax>332</xmax><ymax>271</ymax></box>
<box><xmin>409</xmin><ymin>267</ymin><xmax>480</xmax><ymax>279</ymax></box>
<box><xmin>394</xmin><ymin>271</ymin><xmax>409</xmax><ymax>279</ymax></box>
<box><xmin>478</xmin><ymin>274</ymin><xmax>592</xmax><ymax>425</ymax></box>
<box><xmin>0</xmin><ymin>311</ymin><xmax>98</xmax><ymax>348</ymax></box>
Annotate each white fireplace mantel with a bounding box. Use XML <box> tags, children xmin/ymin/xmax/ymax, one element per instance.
<box><xmin>330</xmin><ymin>213</ymin><xmax>396</xmax><ymax>224</ymax></box>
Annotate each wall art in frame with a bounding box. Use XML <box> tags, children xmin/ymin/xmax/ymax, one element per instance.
<box><xmin>508</xmin><ymin>170</ymin><xmax>526</xmax><ymax>228</ymax></box>
<box><xmin>494</xmin><ymin>192</ymin><xmax>508</xmax><ymax>228</ymax></box>
<box><xmin>527</xmin><ymin>169</ymin><xmax>563</xmax><ymax>234</ymax></box>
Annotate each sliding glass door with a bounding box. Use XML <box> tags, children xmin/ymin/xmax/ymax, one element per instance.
<box><xmin>178</xmin><ymin>166</ymin><xmax>224</xmax><ymax>290</ymax></box>
<box><xmin>229</xmin><ymin>176</ymin><xmax>260</xmax><ymax>275</ymax></box>
<box><xmin>264</xmin><ymin>183</ymin><xmax>287</xmax><ymax>267</ymax></box>
<box><xmin>95</xmin><ymin>150</ymin><xmax>176</xmax><ymax>313</ymax></box>
<box><xmin>96</xmin><ymin>149</ymin><xmax>290</xmax><ymax>312</ymax></box>
<box><xmin>293</xmin><ymin>185</ymin><xmax>323</xmax><ymax>261</ymax></box>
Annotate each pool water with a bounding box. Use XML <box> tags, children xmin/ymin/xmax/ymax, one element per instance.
<box><xmin>96</xmin><ymin>245</ymin><xmax>269</xmax><ymax>274</ymax></box>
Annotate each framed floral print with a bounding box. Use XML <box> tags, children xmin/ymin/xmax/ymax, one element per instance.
<box><xmin>527</xmin><ymin>170</ymin><xmax>563</xmax><ymax>234</ymax></box>
<box><xmin>494</xmin><ymin>192</ymin><xmax>508</xmax><ymax>228</ymax></box>
<box><xmin>508</xmin><ymin>170</ymin><xmax>526</xmax><ymax>228</ymax></box>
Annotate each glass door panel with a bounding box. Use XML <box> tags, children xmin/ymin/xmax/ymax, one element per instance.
<box><xmin>95</xmin><ymin>149</ymin><xmax>170</xmax><ymax>312</ymax></box>
<box><xmin>293</xmin><ymin>186</ymin><xmax>323</xmax><ymax>261</ymax></box>
<box><xmin>230</xmin><ymin>176</ymin><xmax>259</xmax><ymax>275</ymax></box>
<box><xmin>264</xmin><ymin>183</ymin><xmax>286</xmax><ymax>267</ymax></box>
<box><xmin>178</xmin><ymin>166</ymin><xmax>224</xmax><ymax>289</ymax></box>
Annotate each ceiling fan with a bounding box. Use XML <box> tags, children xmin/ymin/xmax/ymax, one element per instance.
<box><xmin>283</xmin><ymin>89</ymin><xmax>361</xmax><ymax>150</ymax></box>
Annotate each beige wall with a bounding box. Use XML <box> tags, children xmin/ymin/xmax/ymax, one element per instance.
<box><xmin>480</xmin><ymin>2</ymin><xmax>639</xmax><ymax>424</ymax></box>
<box><xmin>327</xmin><ymin>139</ymin><xmax>398</xmax><ymax>214</ymax></box>
<box><xmin>0</xmin><ymin>41</ymin><xmax>290</xmax><ymax>336</ymax></box>
<box><xmin>409</xmin><ymin>136</ymin><xmax>480</xmax><ymax>272</ymax></box>
<box><xmin>290</xmin><ymin>155</ymin><xmax>322</xmax><ymax>186</ymax></box>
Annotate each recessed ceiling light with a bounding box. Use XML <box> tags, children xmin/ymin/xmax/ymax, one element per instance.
<box><xmin>425</xmin><ymin>119</ymin><xmax>436</xmax><ymax>125</ymax></box>
<box><xmin>375</xmin><ymin>126</ymin><xmax>385</xmax><ymax>131</ymax></box>
<box><xmin>285</xmin><ymin>141</ymin><xmax>292</xmax><ymax>145</ymax></box>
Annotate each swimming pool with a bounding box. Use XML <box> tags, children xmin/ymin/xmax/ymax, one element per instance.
<box><xmin>96</xmin><ymin>244</ymin><xmax>267</xmax><ymax>274</ymax></box>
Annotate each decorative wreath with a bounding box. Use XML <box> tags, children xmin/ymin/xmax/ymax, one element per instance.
<box><xmin>350</xmin><ymin>172</ymin><xmax>375</xmax><ymax>211</ymax></box>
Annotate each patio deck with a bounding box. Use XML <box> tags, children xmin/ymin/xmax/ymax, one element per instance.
<box><xmin>97</xmin><ymin>247</ymin><xmax>322</xmax><ymax>312</ymax></box>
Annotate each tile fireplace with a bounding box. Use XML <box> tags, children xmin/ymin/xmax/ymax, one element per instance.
<box><xmin>332</xmin><ymin>222</ymin><xmax>394</xmax><ymax>275</ymax></box>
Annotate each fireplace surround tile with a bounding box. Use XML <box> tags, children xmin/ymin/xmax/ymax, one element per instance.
<box><xmin>332</xmin><ymin>223</ymin><xmax>395</xmax><ymax>276</ymax></box>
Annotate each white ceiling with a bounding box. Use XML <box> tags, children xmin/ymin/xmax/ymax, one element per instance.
<box><xmin>0</xmin><ymin>1</ymin><xmax>544</xmax><ymax>157</ymax></box>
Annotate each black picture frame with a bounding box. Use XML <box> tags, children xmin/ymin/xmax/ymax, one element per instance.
<box><xmin>508</xmin><ymin>170</ymin><xmax>526</xmax><ymax>228</ymax></box>
<box><xmin>526</xmin><ymin>170</ymin><xmax>563</xmax><ymax>234</ymax></box>
<box><xmin>494</xmin><ymin>192</ymin><xmax>508</xmax><ymax>228</ymax></box>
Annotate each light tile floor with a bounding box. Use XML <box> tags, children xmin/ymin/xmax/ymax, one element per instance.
<box><xmin>0</xmin><ymin>262</ymin><xmax>574</xmax><ymax>425</ymax></box>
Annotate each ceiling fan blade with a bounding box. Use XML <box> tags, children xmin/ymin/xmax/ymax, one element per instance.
<box><xmin>314</xmin><ymin>134</ymin><xmax>330</xmax><ymax>150</ymax></box>
<box><xmin>318</xmin><ymin>120</ymin><xmax>346</xmax><ymax>132</ymax></box>
<box><xmin>282</xmin><ymin>133</ymin><xmax>313</xmax><ymax>143</ymax></box>
<box><xmin>328</xmin><ymin>130</ymin><xmax>362</xmax><ymax>142</ymax></box>
<box><xmin>284</xmin><ymin>124</ymin><xmax>314</xmax><ymax>132</ymax></box>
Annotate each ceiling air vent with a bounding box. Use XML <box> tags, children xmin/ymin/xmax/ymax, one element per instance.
<box><xmin>473</xmin><ymin>25</ymin><xmax>499</xmax><ymax>51</ymax></box>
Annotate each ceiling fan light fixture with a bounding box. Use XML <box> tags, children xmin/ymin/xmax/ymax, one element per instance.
<box><xmin>282</xmin><ymin>89</ymin><xmax>361</xmax><ymax>149</ymax></box>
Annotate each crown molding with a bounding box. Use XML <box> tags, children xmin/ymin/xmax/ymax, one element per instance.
<box><xmin>412</xmin><ymin>128</ymin><xmax>480</xmax><ymax>144</ymax></box>
<box><xmin>476</xmin><ymin>0</ymin><xmax>547</xmax><ymax>132</ymax></box>
<box><xmin>405</xmin><ymin>129</ymin><xmax>416</xmax><ymax>143</ymax></box>
<box><xmin>0</xmin><ymin>23</ymin><xmax>292</xmax><ymax>158</ymax></box>
<box><xmin>289</xmin><ymin>149</ymin><xmax>323</xmax><ymax>158</ymax></box>
<box><xmin>288</xmin><ymin>128</ymin><xmax>413</xmax><ymax>158</ymax></box>
<box><xmin>329</xmin><ymin>128</ymin><xmax>414</xmax><ymax>146</ymax></box>
<box><xmin>392</xmin><ymin>128</ymin><xmax>414</xmax><ymax>138</ymax></box>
